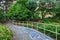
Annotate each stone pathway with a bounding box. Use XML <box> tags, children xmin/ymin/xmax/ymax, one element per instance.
<box><xmin>5</xmin><ymin>22</ymin><xmax>54</xmax><ymax>40</ymax></box>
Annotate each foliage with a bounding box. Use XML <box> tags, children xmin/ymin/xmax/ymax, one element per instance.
<box><xmin>26</xmin><ymin>0</ymin><xmax>37</xmax><ymax>11</ymax></box>
<box><xmin>6</xmin><ymin>2</ymin><xmax>33</xmax><ymax>21</ymax></box>
<box><xmin>6</xmin><ymin>0</ymin><xmax>40</xmax><ymax>21</ymax></box>
<box><xmin>26</xmin><ymin>0</ymin><xmax>60</xmax><ymax>20</ymax></box>
<box><xmin>54</xmin><ymin>2</ymin><xmax>60</xmax><ymax>19</ymax></box>
<box><xmin>16</xmin><ymin>0</ymin><xmax>28</xmax><ymax>4</ymax></box>
<box><xmin>0</xmin><ymin>24</ymin><xmax>13</xmax><ymax>40</ymax></box>
<box><xmin>0</xmin><ymin>0</ymin><xmax>60</xmax><ymax>21</ymax></box>
<box><xmin>5</xmin><ymin>0</ymin><xmax>60</xmax><ymax>21</ymax></box>
<box><xmin>0</xmin><ymin>9</ymin><xmax>4</xmax><ymax>19</ymax></box>
<box><xmin>41</xmin><ymin>17</ymin><xmax>59</xmax><ymax>23</ymax></box>
<box><xmin>38</xmin><ymin>0</ymin><xmax>56</xmax><ymax>19</ymax></box>
<box><xmin>0</xmin><ymin>8</ymin><xmax>7</xmax><ymax>23</ymax></box>
<box><xmin>31</xmin><ymin>11</ymin><xmax>40</xmax><ymax>21</ymax></box>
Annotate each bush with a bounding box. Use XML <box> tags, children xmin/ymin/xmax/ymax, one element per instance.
<box><xmin>26</xmin><ymin>0</ymin><xmax>37</xmax><ymax>11</ymax></box>
<box><xmin>6</xmin><ymin>2</ymin><xmax>33</xmax><ymax>21</ymax></box>
<box><xmin>0</xmin><ymin>8</ymin><xmax>7</xmax><ymax>23</ymax></box>
<box><xmin>41</xmin><ymin>17</ymin><xmax>59</xmax><ymax>23</ymax></box>
<box><xmin>30</xmin><ymin>12</ymin><xmax>40</xmax><ymax>21</ymax></box>
<box><xmin>16</xmin><ymin>0</ymin><xmax>28</xmax><ymax>3</ymax></box>
<box><xmin>0</xmin><ymin>24</ymin><xmax>13</xmax><ymax>40</ymax></box>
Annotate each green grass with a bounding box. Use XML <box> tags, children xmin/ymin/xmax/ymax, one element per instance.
<box><xmin>0</xmin><ymin>24</ymin><xmax>13</xmax><ymax>40</ymax></box>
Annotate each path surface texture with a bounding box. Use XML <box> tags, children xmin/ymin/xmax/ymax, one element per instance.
<box><xmin>5</xmin><ymin>22</ymin><xmax>54</xmax><ymax>40</ymax></box>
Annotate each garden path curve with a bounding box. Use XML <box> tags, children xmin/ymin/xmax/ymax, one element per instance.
<box><xmin>5</xmin><ymin>22</ymin><xmax>54</xmax><ymax>40</ymax></box>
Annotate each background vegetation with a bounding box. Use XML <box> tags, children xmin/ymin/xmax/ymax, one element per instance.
<box><xmin>4</xmin><ymin>0</ymin><xmax>60</xmax><ymax>22</ymax></box>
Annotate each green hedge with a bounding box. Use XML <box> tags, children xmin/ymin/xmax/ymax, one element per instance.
<box><xmin>0</xmin><ymin>24</ymin><xmax>13</xmax><ymax>40</ymax></box>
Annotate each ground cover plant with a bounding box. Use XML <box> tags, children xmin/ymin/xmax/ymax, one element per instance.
<box><xmin>0</xmin><ymin>24</ymin><xmax>13</xmax><ymax>40</ymax></box>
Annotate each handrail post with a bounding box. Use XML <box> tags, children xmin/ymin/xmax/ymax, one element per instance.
<box><xmin>44</xmin><ymin>24</ymin><xmax>45</xmax><ymax>34</ymax></box>
<box><xmin>37</xmin><ymin>23</ymin><xmax>39</xmax><ymax>30</ymax></box>
<box><xmin>56</xmin><ymin>26</ymin><xmax>58</xmax><ymax>40</ymax></box>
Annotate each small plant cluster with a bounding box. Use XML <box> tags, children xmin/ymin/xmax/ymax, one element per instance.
<box><xmin>0</xmin><ymin>24</ymin><xmax>13</xmax><ymax>40</ymax></box>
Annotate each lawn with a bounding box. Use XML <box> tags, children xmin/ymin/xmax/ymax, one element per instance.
<box><xmin>0</xmin><ymin>24</ymin><xmax>13</xmax><ymax>40</ymax></box>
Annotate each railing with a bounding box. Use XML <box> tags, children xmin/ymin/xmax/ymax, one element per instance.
<box><xmin>12</xmin><ymin>21</ymin><xmax>60</xmax><ymax>40</ymax></box>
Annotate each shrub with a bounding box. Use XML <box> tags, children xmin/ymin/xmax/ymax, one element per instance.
<box><xmin>26</xmin><ymin>0</ymin><xmax>37</xmax><ymax>11</ymax></box>
<box><xmin>6</xmin><ymin>2</ymin><xmax>33</xmax><ymax>21</ymax></box>
<box><xmin>41</xmin><ymin>17</ymin><xmax>59</xmax><ymax>23</ymax></box>
<box><xmin>30</xmin><ymin>12</ymin><xmax>40</xmax><ymax>21</ymax></box>
<box><xmin>0</xmin><ymin>8</ymin><xmax>7</xmax><ymax>23</ymax></box>
<box><xmin>0</xmin><ymin>24</ymin><xmax>13</xmax><ymax>40</ymax></box>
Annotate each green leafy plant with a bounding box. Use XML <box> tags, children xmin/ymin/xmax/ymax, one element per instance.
<box><xmin>6</xmin><ymin>2</ymin><xmax>33</xmax><ymax>21</ymax></box>
<box><xmin>0</xmin><ymin>24</ymin><xmax>13</xmax><ymax>40</ymax></box>
<box><xmin>0</xmin><ymin>8</ymin><xmax>7</xmax><ymax>23</ymax></box>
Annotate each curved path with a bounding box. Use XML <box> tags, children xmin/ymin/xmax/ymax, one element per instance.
<box><xmin>5</xmin><ymin>22</ymin><xmax>54</xmax><ymax>40</ymax></box>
